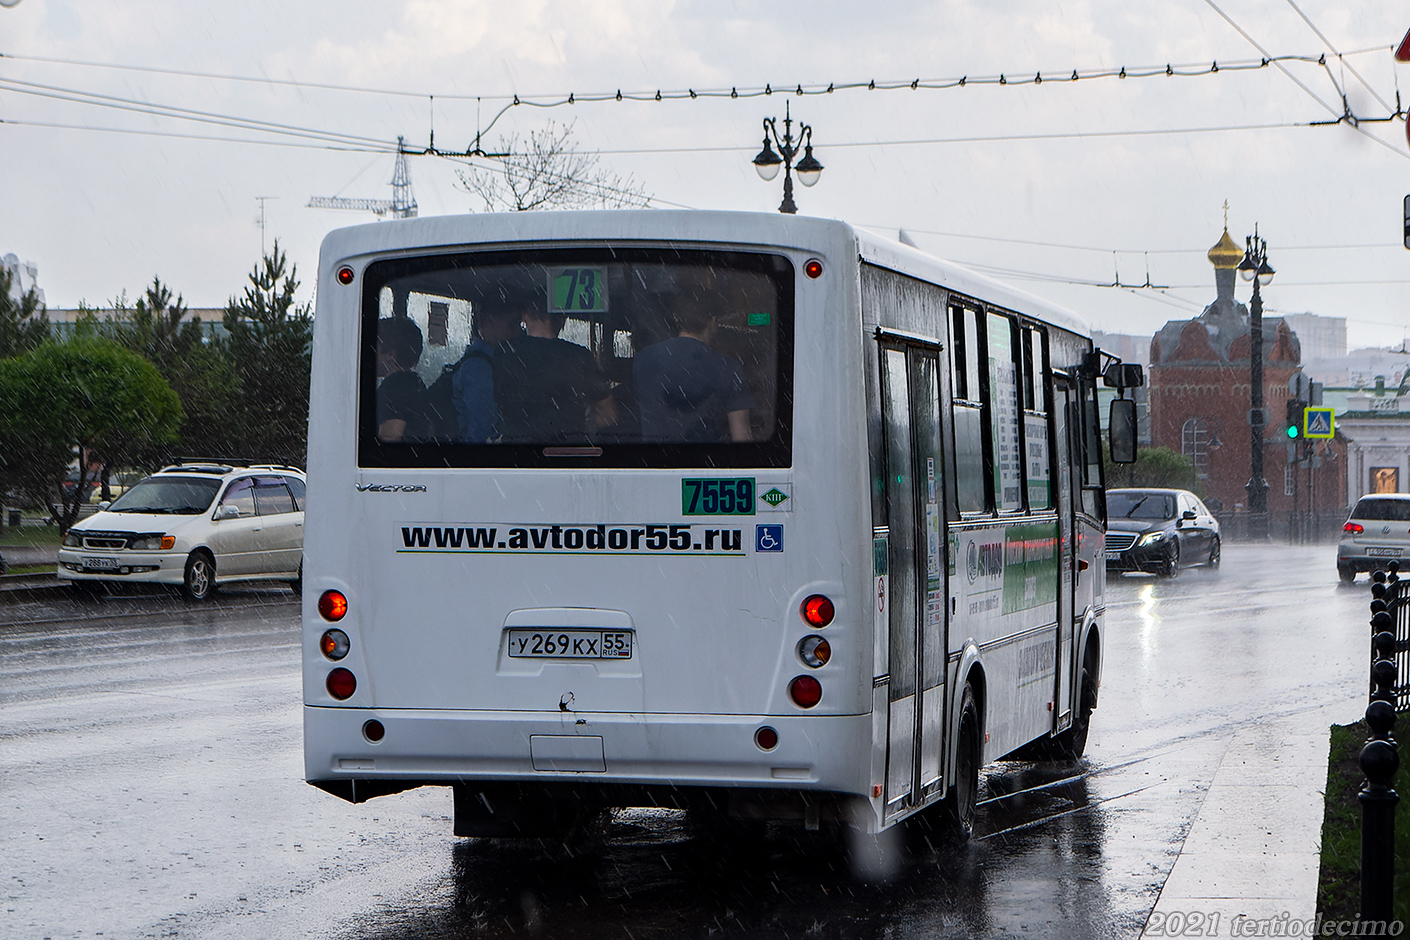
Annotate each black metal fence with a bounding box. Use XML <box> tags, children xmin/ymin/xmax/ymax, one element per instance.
<box><xmin>1362</xmin><ymin>565</ymin><xmax>1405</xmax><ymax>921</ymax></box>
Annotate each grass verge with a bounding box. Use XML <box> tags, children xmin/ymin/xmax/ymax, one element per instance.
<box><xmin>1317</xmin><ymin>717</ymin><xmax>1410</xmax><ymax>922</ymax></box>
<box><xmin>0</xmin><ymin>526</ymin><xmax>61</xmax><ymax>548</ymax></box>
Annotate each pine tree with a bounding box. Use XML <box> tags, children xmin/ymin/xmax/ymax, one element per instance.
<box><xmin>220</xmin><ymin>242</ymin><xmax>313</xmax><ymax>466</ymax></box>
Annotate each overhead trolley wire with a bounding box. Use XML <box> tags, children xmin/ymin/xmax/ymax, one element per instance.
<box><xmin>0</xmin><ymin>74</ymin><xmax>387</xmax><ymax>149</ymax></box>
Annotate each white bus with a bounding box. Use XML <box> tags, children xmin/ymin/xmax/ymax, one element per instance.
<box><xmin>303</xmin><ymin>210</ymin><xmax>1137</xmax><ymax>845</ymax></box>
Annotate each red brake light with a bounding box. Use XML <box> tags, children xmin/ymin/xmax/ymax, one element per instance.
<box><xmin>319</xmin><ymin>590</ymin><xmax>348</xmax><ymax>621</ymax></box>
<box><xmin>326</xmin><ymin>667</ymin><xmax>356</xmax><ymax>700</ymax></box>
<box><xmin>337</xmin><ymin>266</ymin><xmax>355</xmax><ymax>285</ymax></box>
<box><xmin>788</xmin><ymin>675</ymin><xmax>823</xmax><ymax>708</ymax></box>
<box><xmin>801</xmin><ymin>594</ymin><xmax>835</xmax><ymax>628</ymax></box>
<box><xmin>1345</xmin><ymin>522</ymin><xmax>1364</xmax><ymax>534</ymax></box>
<box><xmin>804</xmin><ymin>259</ymin><xmax>824</xmax><ymax>279</ymax></box>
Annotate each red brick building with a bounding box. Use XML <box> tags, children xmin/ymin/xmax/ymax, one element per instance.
<box><xmin>1147</xmin><ymin>228</ymin><xmax>1345</xmax><ymax>534</ymax></box>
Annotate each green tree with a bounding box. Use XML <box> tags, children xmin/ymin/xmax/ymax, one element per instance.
<box><xmin>220</xmin><ymin>242</ymin><xmax>312</xmax><ymax>466</ymax></box>
<box><xmin>1103</xmin><ymin>444</ymin><xmax>1200</xmax><ymax>492</ymax></box>
<box><xmin>104</xmin><ymin>278</ymin><xmax>242</xmax><ymax>471</ymax></box>
<box><xmin>0</xmin><ymin>265</ymin><xmax>50</xmax><ymax>358</ymax></box>
<box><xmin>0</xmin><ymin>338</ymin><xmax>181</xmax><ymax>533</ymax></box>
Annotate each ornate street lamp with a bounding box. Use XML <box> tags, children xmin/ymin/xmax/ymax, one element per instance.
<box><xmin>753</xmin><ymin>101</ymin><xmax>822</xmax><ymax>214</ymax></box>
<box><xmin>1238</xmin><ymin>227</ymin><xmax>1275</xmax><ymax>540</ymax></box>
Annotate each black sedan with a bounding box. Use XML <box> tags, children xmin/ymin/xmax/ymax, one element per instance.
<box><xmin>1104</xmin><ymin>488</ymin><xmax>1222</xmax><ymax>578</ymax></box>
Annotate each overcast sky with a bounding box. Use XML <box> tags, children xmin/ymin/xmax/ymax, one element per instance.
<box><xmin>3</xmin><ymin>0</ymin><xmax>1408</xmax><ymax>350</ymax></box>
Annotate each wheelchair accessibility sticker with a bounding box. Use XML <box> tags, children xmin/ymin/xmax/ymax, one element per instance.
<box><xmin>756</xmin><ymin>525</ymin><xmax>784</xmax><ymax>553</ymax></box>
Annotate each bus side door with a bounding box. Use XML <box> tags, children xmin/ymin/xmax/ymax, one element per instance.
<box><xmin>878</xmin><ymin>343</ymin><xmax>948</xmax><ymax>815</ymax></box>
<box><xmin>1051</xmin><ymin>377</ymin><xmax>1079</xmax><ymax>733</ymax></box>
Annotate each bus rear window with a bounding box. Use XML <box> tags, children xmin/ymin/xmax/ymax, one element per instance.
<box><xmin>359</xmin><ymin>248</ymin><xmax>793</xmax><ymax>468</ymax></box>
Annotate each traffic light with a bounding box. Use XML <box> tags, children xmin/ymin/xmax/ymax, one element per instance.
<box><xmin>1285</xmin><ymin>399</ymin><xmax>1303</xmax><ymax>440</ymax></box>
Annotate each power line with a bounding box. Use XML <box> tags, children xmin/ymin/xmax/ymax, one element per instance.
<box><xmin>0</xmin><ymin>75</ymin><xmax>387</xmax><ymax>148</ymax></box>
<box><xmin>1284</xmin><ymin>0</ymin><xmax>1395</xmax><ymax>114</ymax></box>
<box><xmin>865</xmin><ymin>224</ymin><xmax>1406</xmax><ymax>256</ymax></box>
<box><xmin>0</xmin><ymin>48</ymin><xmax>1350</xmax><ymax>103</ymax></box>
<box><xmin>1202</xmin><ymin>0</ymin><xmax>1406</xmax><ymax>159</ymax></box>
<box><xmin>0</xmin><ymin>116</ymin><xmax>391</xmax><ymax>151</ymax></box>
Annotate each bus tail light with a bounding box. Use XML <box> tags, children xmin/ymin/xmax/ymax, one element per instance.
<box><xmin>319</xmin><ymin>590</ymin><xmax>348</xmax><ymax>621</ymax></box>
<box><xmin>327</xmin><ymin>668</ymin><xmax>357</xmax><ymax>700</ymax></box>
<box><xmin>1344</xmin><ymin>522</ymin><xmax>1363</xmax><ymax>534</ymax></box>
<box><xmin>788</xmin><ymin>675</ymin><xmax>822</xmax><ymax>708</ymax></box>
<box><xmin>320</xmin><ymin>629</ymin><xmax>350</xmax><ymax>660</ymax></box>
<box><xmin>755</xmin><ymin>726</ymin><xmax>778</xmax><ymax>750</ymax></box>
<box><xmin>363</xmin><ymin>720</ymin><xmax>385</xmax><ymax>742</ymax></box>
<box><xmin>800</xmin><ymin>594</ymin><xmax>834</xmax><ymax>628</ymax></box>
<box><xmin>798</xmin><ymin>635</ymin><xmax>831</xmax><ymax>668</ymax></box>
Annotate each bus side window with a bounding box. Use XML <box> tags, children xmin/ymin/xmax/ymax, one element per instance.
<box><xmin>986</xmin><ymin>311</ymin><xmax>1023</xmax><ymax>512</ymax></box>
<box><xmin>1023</xmin><ymin>326</ymin><xmax>1051</xmax><ymax>511</ymax></box>
<box><xmin>1079</xmin><ymin>377</ymin><xmax>1105</xmax><ymax>520</ymax></box>
<box><xmin>950</xmin><ymin>303</ymin><xmax>986</xmax><ymax>514</ymax></box>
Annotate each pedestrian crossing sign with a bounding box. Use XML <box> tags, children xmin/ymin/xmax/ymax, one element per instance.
<box><xmin>1304</xmin><ymin>407</ymin><xmax>1334</xmax><ymax>439</ymax></box>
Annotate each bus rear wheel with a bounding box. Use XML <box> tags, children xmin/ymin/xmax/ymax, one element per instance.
<box><xmin>942</xmin><ymin>683</ymin><xmax>980</xmax><ymax>842</ymax></box>
<box><xmin>1049</xmin><ymin>665</ymin><xmax>1096</xmax><ymax>762</ymax></box>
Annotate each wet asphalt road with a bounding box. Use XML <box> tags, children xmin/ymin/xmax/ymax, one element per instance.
<box><xmin>1</xmin><ymin>543</ymin><xmax>1372</xmax><ymax>939</ymax></box>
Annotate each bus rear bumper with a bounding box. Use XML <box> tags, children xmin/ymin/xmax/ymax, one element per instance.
<box><xmin>304</xmin><ymin>705</ymin><xmax>875</xmax><ymax>805</ymax></box>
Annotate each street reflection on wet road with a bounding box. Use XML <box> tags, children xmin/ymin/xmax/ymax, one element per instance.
<box><xmin>1</xmin><ymin>544</ymin><xmax>1371</xmax><ymax>939</ymax></box>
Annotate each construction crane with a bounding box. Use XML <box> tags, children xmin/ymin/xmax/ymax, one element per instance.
<box><xmin>307</xmin><ymin>137</ymin><xmax>418</xmax><ymax>219</ymax></box>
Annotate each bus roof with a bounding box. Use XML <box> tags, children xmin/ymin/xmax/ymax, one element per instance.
<box><xmin>318</xmin><ymin>210</ymin><xmax>1091</xmax><ymax>337</ymax></box>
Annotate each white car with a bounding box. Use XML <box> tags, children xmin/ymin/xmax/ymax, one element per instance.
<box><xmin>57</xmin><ymin>463</ymin><xmax>305</xmax><ymax>600</ymax></box>
<box><xmin>1337</xmin><ymin>494</ymin><xmax>1410</xmax><ymax>583</ymax></box>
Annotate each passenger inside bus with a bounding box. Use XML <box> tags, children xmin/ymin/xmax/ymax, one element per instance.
<box><xmin>449</xmin><ymin>302</ymin><xmax>522</xmax><ymax>443</ymax></box>
<box><xmin>375</xmin><ymin>316</ymin><xmax>433</xmax><ymax>442</ymax></box>
<box><xmin>633</xmin><ymin>297</ymin><xmax>754</xmax><ymax>443</ymax></box>
<box><xmin>492</xmin><ymin>305</ymin><xmax>617</xmax><ymax>442</ymax></box>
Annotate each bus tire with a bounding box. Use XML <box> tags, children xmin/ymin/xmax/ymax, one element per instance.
<box><xmin>943</xmin><ymin>682</ymin><xmax>980</xmax><ymax>842</ymax></box>
<box><xmin>1050</xmin><ymin>665</ymin><xmax>1096</xmax><ymax>762</ymax></box>
<box><xmin>182</xmin><ymin>550</ymin><xmax>216</xmax><ymax>601</ymax></box>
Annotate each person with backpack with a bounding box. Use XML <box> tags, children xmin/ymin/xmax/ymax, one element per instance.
<box><xmin>447</xmin><ymin>302</ymin><xmax>523</xmax><ymax>443</ymax></box>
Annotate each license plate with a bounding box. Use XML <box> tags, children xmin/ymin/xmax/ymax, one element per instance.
<box><xmin>1104</xmin><ymin>551</ymin><xmax>1121</xmax><ymax>561</ymax></box>
<box><xmin>82</xmin><ymin>556</ymin><xmax>120</xmax><ymax>569</ymax></box>
<box><xmin>1367</xmin><ymin>548</ymin><xmax>1403</xmax><ymax>557</ymax></box>
<box><xmin>507</xmin><ymin>629</ymin><xmax>633</xmax><ymax>659</ymax></box>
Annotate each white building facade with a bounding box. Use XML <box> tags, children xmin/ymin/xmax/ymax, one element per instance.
<box><xmin>1340</xmin><ymin>380</ymin><xmax>1410</xmax><ymax>504</ymax></box>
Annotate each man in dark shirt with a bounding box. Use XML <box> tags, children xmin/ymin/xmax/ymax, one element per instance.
<box><xmin>375</xmin><ymin>316</ymin><xmax>432</xmax><ymax>442</ymax></box>
<box><xmin>451</xmin><ymin>303</ymin><xmax>522</xmax><ymax>442</ymax></box>
<box><xmin>493</xmin><ymin>308</ymin><xmax>615</xmax><ymax>443</ymax></box>
<box><xmin>634</xmin><ymin>301</ymin><xmax>754</xmax><ymax>443</ymax></box>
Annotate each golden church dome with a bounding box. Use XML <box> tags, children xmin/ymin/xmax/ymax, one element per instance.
<box><xmin>1207</xmin><ymin>228</ymin><xmax>1243</xmax><ymax>269</ymax></box>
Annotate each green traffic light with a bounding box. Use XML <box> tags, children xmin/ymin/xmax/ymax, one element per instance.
<box><xmin>1286</xmin><ymin>424</ymin><xmax>1300</xmax><ymax>439</ymax></box>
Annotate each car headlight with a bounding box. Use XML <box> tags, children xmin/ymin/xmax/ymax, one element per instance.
<box><xmin>129</xmin><ymin>534</ymin><xmax>176</xmax><ymax>551</ymax></box>
<box><xmin>1138</xmin><ymin>531</ymin><xmax>1168</xmax><ymax>546</ymax></box>
<box><xmin>63</xmin><ymin>531</ymin><xmax>83</xmax><ymax>547</ymax></box>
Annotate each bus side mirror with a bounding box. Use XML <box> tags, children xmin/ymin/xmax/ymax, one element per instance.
<box><xmin>1109</xmin><ymin>399</ymin><xmax>1138</xmax><ymax>464</ymax></box>
<box><xmin>1103</xmin><ymin>363</ymin><xmax>1145</xmax><ymax>389</ymax></box>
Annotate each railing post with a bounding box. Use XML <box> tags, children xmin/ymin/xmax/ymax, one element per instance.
<box><xmin>1361</xmin><ymin>567</ymin><xmax>1401</xmax><ymax>922</ymax></box>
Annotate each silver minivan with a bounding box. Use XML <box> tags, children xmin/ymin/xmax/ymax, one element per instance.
<box><xmin>1337</xmin><ymin>494</ymin><xmax>1410</xmax><ymax>583</ymax></box>
<box><xmin>57</xmin><ymin>462</ymin><xmax>305</xmax><ymax>599</ymax></box>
